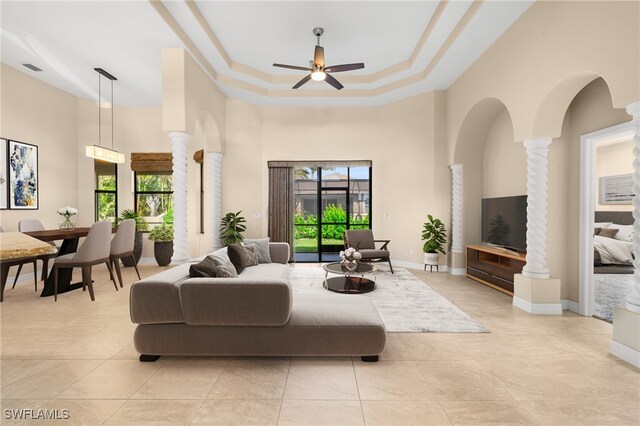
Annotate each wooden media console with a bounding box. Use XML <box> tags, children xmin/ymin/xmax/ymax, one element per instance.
<box><xmin>466</xmin><ymin>245</ymin><xmax>526</xmax><ymax>296</ymax></box>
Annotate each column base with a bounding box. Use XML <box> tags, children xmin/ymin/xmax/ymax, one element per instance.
<box><xmin>513</xmin><ymin>273</ymin><xmax>562</xmax><ymax>315</ymax></box>
<box><xmin>611</xmin><ymin>306</ymin><xmax>640</xmax><ymax>368</ymax></box>
<box><xmin>449</xmin><ymin>251</ymin><xmax>466</xmax><ymax>276</ymax></box>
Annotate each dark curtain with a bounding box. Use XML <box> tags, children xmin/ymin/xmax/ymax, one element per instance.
<box><xmin>268</xmin><ymin>167</ymin><xmax>294</xmax><ymax>261</ymax></box>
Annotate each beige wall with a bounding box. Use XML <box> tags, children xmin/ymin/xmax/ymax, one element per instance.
<box><xmin>483</xmin><ymin>110</ymin><xmax>524</xmax><ymax>198</ymax></box>
<box><xmin>222</xmin><ymin>92</ymin><xmax>449</xmax><ymax>266</ymax></box>
<box><xmin>0</xmin><ymin>64</ymin><xmax>79</xmax><ymax>231</ymax></box>
<box><xmin>596</xmin><ymin>140</ymin><xmax>634</xmax><ymax>212</ymax></box>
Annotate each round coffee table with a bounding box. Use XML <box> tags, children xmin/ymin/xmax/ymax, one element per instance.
<box><xmin>322</xmin><ymin>262</ymin><xmax>376</xmax><ymax>294</ymax></box>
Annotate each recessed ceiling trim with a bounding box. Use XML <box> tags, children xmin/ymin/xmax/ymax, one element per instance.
<box><xmin>182</xmin><ymin>0</ymin><xmax>451</xmax><ymax>86</ymax></box>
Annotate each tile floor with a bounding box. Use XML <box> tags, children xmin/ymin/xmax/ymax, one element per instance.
<box><xmin>1</xmin><ymin>263</ymin><xmax>638</xmax><ymax>425</ymax></box>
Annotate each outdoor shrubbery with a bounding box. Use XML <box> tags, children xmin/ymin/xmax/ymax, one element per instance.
<box><xmin>294</xmin><ymin>204</ymin><xmax>369</xmax><ymax>240</ymax></box>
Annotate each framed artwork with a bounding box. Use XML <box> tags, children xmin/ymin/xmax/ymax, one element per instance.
<box><xmin>599</xmin><ymin>173</ymin><xmax>634</xmax><ymax>205</ymax></box>
<box><xmin>8</xmin><ymin>140</ymin><xmax>38</xmax><ymax>209</ymax></box>
<box><xmin>0</xmin><ymin>139</ymin><xmax>7</xmax><ymax>209</ymax></box>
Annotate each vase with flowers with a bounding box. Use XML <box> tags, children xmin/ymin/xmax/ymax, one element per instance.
<box><xmin>339</xmin><ymin>247</ymin><xmax>362</xmax><ymax>272</ymax></box>
<box><xmin>57</xmin><ymin>206</ymin><xmax>78</xmax><ymax>230</ymax></box>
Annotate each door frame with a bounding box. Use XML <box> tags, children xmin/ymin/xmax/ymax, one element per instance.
<box><xmin>579</xmin><ymin>120</ymin><xmax>635</xmax><ymax>316</ymax></box>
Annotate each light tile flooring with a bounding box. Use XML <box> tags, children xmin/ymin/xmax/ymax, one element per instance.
<box><xmin>1</xmin><ymin>264</ymin><xmax>638</xmax><ymax>425</ymax></box>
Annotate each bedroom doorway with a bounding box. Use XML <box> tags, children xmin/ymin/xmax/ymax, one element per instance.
<box><xmin>579</xmin><ymin>121</ymin><xmax>635</xmax><ymax>319</ymax></box>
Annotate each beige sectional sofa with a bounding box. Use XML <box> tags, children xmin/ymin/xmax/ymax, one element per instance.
<box><xmin>129</xmin><ymin>242</ymin><xmax>386</xmax><ymax>362</ymax></box>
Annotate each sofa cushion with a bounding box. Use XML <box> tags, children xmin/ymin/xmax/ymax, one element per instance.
<box><xmin>244</xmin><ymin>238</ymin><xmax>272</xmax><ymax>263</ymax></box>
<box><xmin>359</xmin><ymin>249</ymin><xmax>390</xmax><ymax>259</ymax></box>
<box><xmin>227</xmin><ymin>243</ymin><xmax>246</xmax><ymax>274</ymax></box>
<box><xmin>239</xmin><ymin>263</ymin><xmax>290</xmax><ymax>281</ymax></box>
<box><xmin>244</xmin><ymin>244</ymin><xmax>259</xmax><ymax>267</ymax></box>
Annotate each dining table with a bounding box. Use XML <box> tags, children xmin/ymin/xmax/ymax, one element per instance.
<box><xmin>0</xmin><ymin>232</ymin><xmax>57</xmax><ymax>302</ymax></box>
<box><xmin>24</xmin><ymin>227</ymin><xmax>96</xmax><ymax>297</ymax></box>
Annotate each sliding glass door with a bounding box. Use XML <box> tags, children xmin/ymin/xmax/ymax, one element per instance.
<box><xmin>294</xmin><ymin>165</ymin><xmax>371</xmax><ymax>262</ymax></box>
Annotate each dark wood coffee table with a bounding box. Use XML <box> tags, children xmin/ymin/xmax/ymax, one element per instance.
<box><xmin>322</xmin><ymin>262</ymin><xmax>376</xmax><ymax>294</ymax></box>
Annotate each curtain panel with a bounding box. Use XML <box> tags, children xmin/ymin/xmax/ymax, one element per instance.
<box><xmin>268</xmin><ymin>167</ymin><xmax>294</xmax><ymax>261</ymax></box>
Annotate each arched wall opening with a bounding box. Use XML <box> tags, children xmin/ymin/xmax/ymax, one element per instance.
<box><xmin>453</xmin><ymin>98</ymin><xmax>516</xmax><ymax>251</ymax></box>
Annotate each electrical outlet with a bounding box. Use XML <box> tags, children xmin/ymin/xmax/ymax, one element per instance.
<box><xmin>384</xmin><ymin>212</ymin><xmax>389</xmax><ymax>220</ymax></box>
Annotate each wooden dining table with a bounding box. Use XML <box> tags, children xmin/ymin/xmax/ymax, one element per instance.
<box><xmin>0</xmin><ymin>232</ymin><xmax>57</xmax><ymax>302</ymax></box>
<box><xmin>24</xmin><ymin>227</ymin><xmax>95</xmax><ymax>297</ymax></box>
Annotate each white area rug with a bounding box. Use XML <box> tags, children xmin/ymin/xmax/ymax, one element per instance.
<box><xmin>290</xmin><ymin>266</ymin><xmax>488</xmax><ymax>333</ymax></box>
<box><xmin>594</xmin><ymin>273</ymin><xmax>633</xmax><ymax>323</ymax></box>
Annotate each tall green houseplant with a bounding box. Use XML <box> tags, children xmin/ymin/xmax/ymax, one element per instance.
<box><xmin>220</xmin><ymin>211</ymin><xmax>247</xmax><ymax>246</ymax></box>
<box><xmin>422</xmin><ymin>214</ymin><xmax>447</xmax><ymax>254</ymax></box>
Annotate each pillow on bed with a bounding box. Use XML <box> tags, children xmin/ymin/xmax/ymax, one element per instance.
<box><xmin>594</xmin><ymin>222</ymin><xmax>613</xmax><ymax>229</ymax></box>
<box><xmin>594</xmin><ymin>227</ymin><xmax>602</xmax><ymax>236</ymax></box>
<box><xmin>608</xmin><ymin>224</ymin><xmax>634</xmax><ymax>242</ymax></box>
<box><xmin>598</xmin><ymin>228</ymin><xmax>619</xmax><ymax>239</ymax></box>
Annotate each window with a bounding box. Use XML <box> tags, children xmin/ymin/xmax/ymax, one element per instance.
<box><xmin>134</xmin><ymin>172</ymin><xmax>173</xmax><ymax>226</ymax></box>
<box><xmin>95</xmin><ymin>161</ymin><xmax>117</xmax><ymax>223</ymax></box>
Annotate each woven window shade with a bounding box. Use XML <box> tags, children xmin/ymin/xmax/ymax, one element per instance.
<box><xmin>130</xmin><ymin>153</ymin><xmax>173</xmax><ymax>173</ymax></box>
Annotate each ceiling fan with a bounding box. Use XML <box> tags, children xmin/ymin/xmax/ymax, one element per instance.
<box><xmin>273</xmin><ymin>27</ymin><xmax>364</xmax><ymax>90</ymax></box>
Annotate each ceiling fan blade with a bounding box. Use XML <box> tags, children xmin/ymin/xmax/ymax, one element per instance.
<box><xmin>314</xmin><ymin>45</ymin><xmax>325</xmax><ymax>67</ymax></box>
<box><xmin>273</xmin><ymin>63</ymin><xmax>312</xmax><ymax>72</ymax></box>
<box><xmin>325</xmin><ymin>63</ymin><xmax>365</xmax><ymax>73</ymax></box>
<box><xmin>324</xmin><ymin>73</ymin><xmax>344</xmax><ymax>90</ymax></box>
<box><xmin>292</xmin><ymin>74</ymin><xmax>312</xmax><ymax>89</ymax></box>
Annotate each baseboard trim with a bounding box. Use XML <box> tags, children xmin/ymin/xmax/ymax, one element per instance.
<box><xmin>450</xmin><ymin>267</ymin><xmax>466</xmax><ymax>276</ymax></box>
<box><xmin>561</xmin><ymin>299</ymin><xmax>580</xmax><ymax>314</ymax></box>
<box><xmin>392</xmin><ymin>260</ymin><xmax>448</xmax><ymax>272</ymax></box>
<box><xmin>610</xmin><ymin>339</ymin><xmax>640</xmax><ymax>369</ymax></box>
<box><xmin>513</xmin><ymin>296</ymin><xmax>562</xmax><ymax>315</ymax></box>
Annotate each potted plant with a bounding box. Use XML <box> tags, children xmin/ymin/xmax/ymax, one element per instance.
<box><xmin>422</xmin><ymin>214</ymin><xmax>447</xmax><ymax>267</ymax></box>
<box><xmin>148</xmin><ymin>223</ymin><xmax>174</xmax><ymax>266</ymax></box>
<box><xmin>119</xmin><ymin>209</ymin><xmax>148</xmax><ymax>266</ymax></box>
<box><xmin>220</xmin><ymin>211</ymin><xmax>247</xmax><ymax>246</ymax></box>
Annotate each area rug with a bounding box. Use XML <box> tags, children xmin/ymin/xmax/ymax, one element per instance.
<box><xmin>594</xmin><ymin>273</ymin><xmax>633</xmax><ymax>323</ymax></box>
<box><xmin>290</xmin><ymin>266</ymin><xmax>488</xmax><ymax>333</ymax></box>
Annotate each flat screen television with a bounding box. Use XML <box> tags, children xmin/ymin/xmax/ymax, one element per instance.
<box><xmin>481</xmin><ymin>195</ymin><xmax>527</xmax><ymax>252</ymax></box>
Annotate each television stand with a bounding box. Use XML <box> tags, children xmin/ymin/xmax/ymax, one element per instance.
<box><xmin>466</xmin><ymin>245</ymin><xmax>526</xmax><ymax>295</ymax></box>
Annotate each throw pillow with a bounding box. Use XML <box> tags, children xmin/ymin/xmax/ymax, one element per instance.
<box><xmin>594</xmin><ymin>222</ymin><xmax>612</xmax><ymax>229</ymax></box>
<box><xmin>214</xmin><ymin>261</ymin><xmax>239</xmax><ymax>278</ymax></box>
<box><xmin>243</xmin><ymin>238</ymin><xmax>272</xmax><ymax>263</ymax></box>
<box><xmin>208</xmin><ymin>247</ymin><xmax>231</xmax><ymax>264</ymax></box>
<box><xmin>598</xmin><ymin>228</ymin><xmax>619</xmax><ymax>239</ymax></box>
<box><xmin>608</xmin><ymin>224</ymin><xmax>634</xmax><ymax>242</ymax></box>
<box><xmin>243</xmin><ymin>244</ymin><xmax>259</xmax><ymax>267</ymax></box>
<box><xmin>593</xmin><ymin>227</ymin><xmax>602</xmax><ymax>236</ymax></box>
<box><xmin>189</xmin><ymin>256</ymin><xmax>218</xmax><ymax>278</ymax></box>
<box><xmin>227</xmin><ymin>243</ymin><xmax>246</xmax><ymax>274</ymax></box>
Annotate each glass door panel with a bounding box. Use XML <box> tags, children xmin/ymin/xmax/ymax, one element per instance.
<box><xmin>320</xmin><ymin>188</ymin><xmax>347</xmax><ymax>262</ymax></box>
<box><xmin>349</xmin><ymin>167</ymin><xmax>370</xmax><ymax>229</ymax></box>
<box><xmin>294</xmin><ymin>166</ymin><xmax>319</xmax><ymax>262</ymax></box>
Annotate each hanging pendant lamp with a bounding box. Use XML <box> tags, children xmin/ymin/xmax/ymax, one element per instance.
<box><xmin>85</xmin><ymin>67</ymin><xmax>125</xmax><ymax>164</ymax></box>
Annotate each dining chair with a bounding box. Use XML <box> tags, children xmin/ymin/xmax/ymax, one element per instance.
<box><xmin>52</xmin><ymin>221</ymin><xmax>115</xmax><ymax>301</ymax></box>
<box><xmin>0</xmin><ymin>225</ymin><xmax>38</xmax><ymax>292</ymax></box>
<box><xmin>17</xmin><ymin>219</ymin><xmax>58</xmax><ymax>286</ymax></box>
<box><xmin>109</xmin><ymin>219</ymin><xmax>140</xmax><ymax>288</ymax></box>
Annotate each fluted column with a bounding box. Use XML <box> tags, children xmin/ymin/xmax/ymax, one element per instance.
<box><xmin>207</xmin><ymin>152</ymin><xmax>224</xmax><ymax>252</ymax></box>
<box><xmin>628</xmin><ymin>102</ymin><xmax>640</xmax><ymax>313</ymax></box>
<box><xmin>450</xmin><ymin>164</ymin><xmax>463</xmax><ymax>254</ymax></box>
<box><xmin>522</xmin><ymin>138</ymin><xmax>551</xmax><ymax>279</ymax></box>
<box><xmin>170</xmin><ymin>131</ymin><xmax>190</xmax><ymax>262</ymax></box>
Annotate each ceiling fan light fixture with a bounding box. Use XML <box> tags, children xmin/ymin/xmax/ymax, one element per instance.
<box><xmin>311</xmin><ymin>70</ymin><xmax>326</xmax><ymax>81</ymax></box>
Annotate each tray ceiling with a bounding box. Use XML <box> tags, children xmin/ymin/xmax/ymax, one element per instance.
<box><xmin>1</xmin><ymin>1</ymin><xmax>533</xmax><ymax>107</ymax></box>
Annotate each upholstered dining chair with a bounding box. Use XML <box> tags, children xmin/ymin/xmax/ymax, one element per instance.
<box><xmin>17</xmin><ymin>219</ymin><xmax>58</xmax><ymax>286</ymax></box>
<box><xmin>0</xmin><ymin>225</ymin><xmax>38</xmax><ymax>291</ymax></box>
<box><xmin>52</xmin><ymin>221</ymin><xmax>115</xmax><ymax>301</ymax></box>
<box><xmin>109</xmin><ymin>218</ymin><xmax>140</xmax><ymax>288</ymax></box>
<box><xmin>344</xmin><ymin>229</ymin><xmax>394</xmax><ymax>274</ymax></box>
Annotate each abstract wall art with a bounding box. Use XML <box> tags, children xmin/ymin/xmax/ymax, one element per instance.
<box><xmin>9</xmin><ymin>140</ymin><xmax>38</xmax><ymax>209</ymax></box>
<box><xmin>0</xmin><ymin>139</ymin><xmax>7</xmax><ymax>209</ymax></box>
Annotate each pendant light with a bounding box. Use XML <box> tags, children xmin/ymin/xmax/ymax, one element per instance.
<box><xmin>85</xmin><ymin>68</ymin><xmax>125</xmax><ymax>163</ymax></box>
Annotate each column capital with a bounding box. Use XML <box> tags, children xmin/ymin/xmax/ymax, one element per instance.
<box><xmin>169</xmin><ymin>131</ymin><xmax>191</xmax><ymax>142</ymax></box>
<box><xmin>626</xmin><ymin>100</ymin><xmax>640</xmax><ymax>119</ymax></box>
<box><xmin>523</xmin><ymin>137</ymin><xmax>552</xmax><ymax>150</ymax></box>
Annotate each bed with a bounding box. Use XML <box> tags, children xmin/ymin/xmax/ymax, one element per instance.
<box><xmin>594</xmin><ymin>211</ymin><xmax>634</xmax><ymax>274</ymax></box>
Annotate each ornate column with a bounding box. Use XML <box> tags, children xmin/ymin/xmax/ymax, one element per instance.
<box><xmin>513</xmin><ymin>137</ymin><xmax>561</xmax><ymax>315</ymax></box>
<box><xmin>170</xmin><ymin>131</ymin><xmax>190</xmax><ymax>262</ymax></box>
<box><xmin>522</xmin><ymin>138</ymin><xmax>552</xmax><ymax>279</ymax></box>
<box><xmin>207</xmin><ymin>152</ymin><xmax>224</xmax><ymax>251</ymax></box>
<box><xmin>450</xmin><ymin>164</ymin><xmax>463</xmax><ymax>254</ymax></box>
<box><xmin>610</xmin><ymin>101</ymin><xmax>640</xmax><ymax>368</ymax></box>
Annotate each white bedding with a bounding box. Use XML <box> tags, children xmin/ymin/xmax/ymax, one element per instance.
<box><xmin>594</xmin><ymin>235</ymin><xmax>633</xmax><ymax>265</ymax></box>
